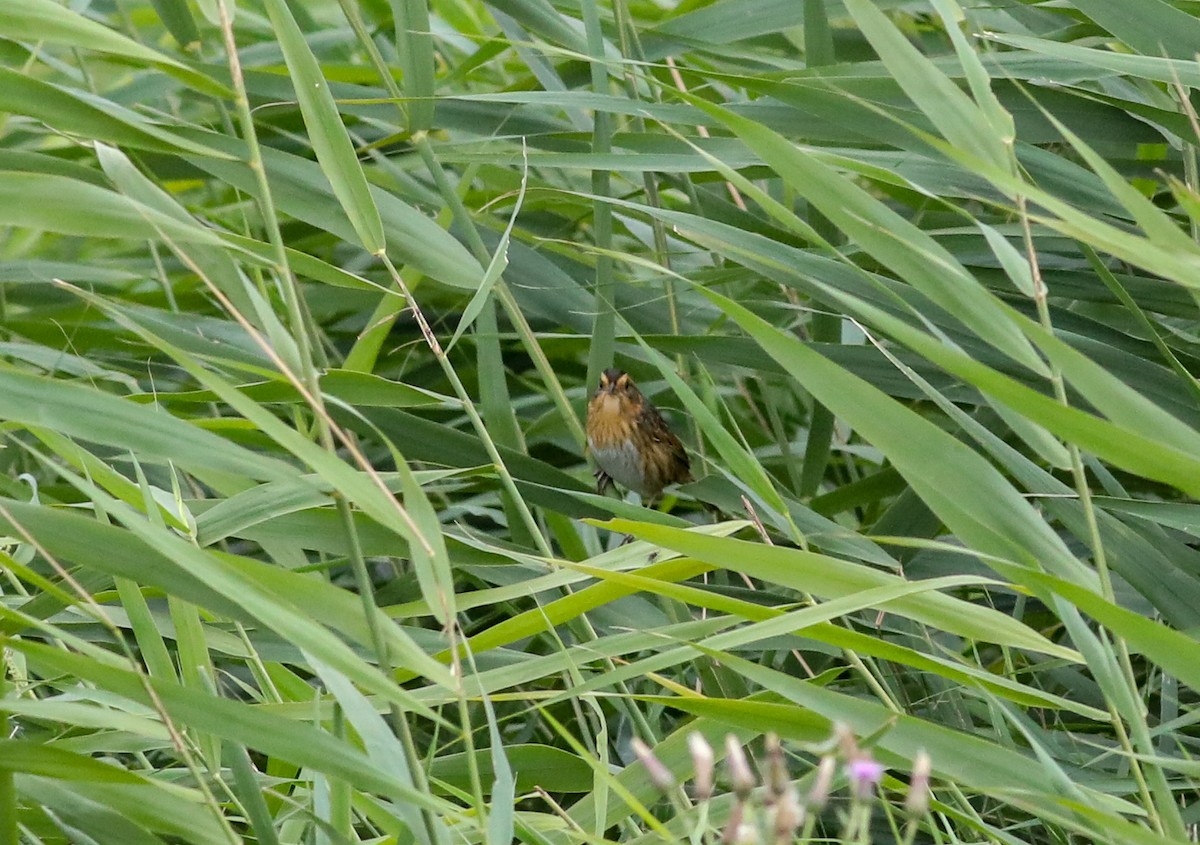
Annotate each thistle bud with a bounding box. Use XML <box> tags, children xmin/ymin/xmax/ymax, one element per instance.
<box><xmin>732</xmin><ymin>826</ymin><xmax>759</xmax><ymax>845</ymax></box>
<box><xmin>807</xmin><ymin>755</ymin><xmax>836</xmax><ymax>810</ymax></box>
<box><xmin>631</xmin><ymin>737</ymin><xmax>674</xmax><ymax>793</ymax></box>
<box><xmin>764</xmin><ymin>733</ymin><xmax>788</xmax><ymax>800</ymax></box>
<box><xmin>905</xmin><ymin>750</ymin><xmax>932</xmax><ymax>818</ymax></box>
<box><xmin>772</xmin><ymin>785</ymin><xmax>804</xmax><ymax>845</ymax></box>
<box><xmin>834</xmin><ymin>722</ymin><xmax>858</xmax><ymax>759</ymax></box>
<box><xmin>721</xmin><ymin>799</ymin><xmax>748</xmax><ymax>845</ymax></box>
<box><xmin>725</xmin><ymin>734</ymin><xmax>756</xmax><ymax>800</ymax></box>
<box><xmin>688</xmin><ymin>732</ymin><xmax>715</xmax><ymax>800</ymax></box>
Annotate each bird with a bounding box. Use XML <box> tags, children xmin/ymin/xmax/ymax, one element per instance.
<box><xmin>586</xmin><ymin>367</ymin><xmax>691</xmax><ymax>501</ymax></box>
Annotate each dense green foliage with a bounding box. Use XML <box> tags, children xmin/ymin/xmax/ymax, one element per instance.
<box><xmin>2</xmin><ymin>0</ymin><xmax>1200</xmax><ymax>842</ymax></box>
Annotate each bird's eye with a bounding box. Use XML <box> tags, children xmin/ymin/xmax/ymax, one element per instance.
<box><xmin>616</xmin><ymin>374</ymin><xmax>629</xmax><ymax>389</ymax></box>
<box><xmin>599</xmin><ymin>373</ymin><xmax>609</xmax><ymax>388</ymax></box>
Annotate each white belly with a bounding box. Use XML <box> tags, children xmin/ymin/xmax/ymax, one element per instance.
<box><xmin>589</xmin><ymin>437</ymin><xmax>648</xmax><ymax>495</ymax></box>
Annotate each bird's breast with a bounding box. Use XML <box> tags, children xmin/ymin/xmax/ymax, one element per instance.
<box><xmin>588</xmin><ymin>437</ymin><xmax>648</xmax><ymax>495</ymax></box>
<box><xmin>587</xmin><ymin>396</ymin><xmax>634</xmax><ymax>443</ymax></box>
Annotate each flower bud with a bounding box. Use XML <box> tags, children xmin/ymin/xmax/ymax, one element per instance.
<box><xmin>807</xmin><ymin>755</ymin><xmax>836</xmax><ymax>810</ymax></box>
<box><xmin>688</xmin><ymin>732</ymin><xmax>715</xmax><ymax>800</ymax></box>
<box><xmin>772</xmin><ymin>786</ymin><xmax>804</xmax><ymax>845</ymax></box>
<box><xmin>725</xmin><ymin>734</ymin><xmax>756</xmax><ymax>800</ymax></box>
<box><xmin>631</xmin><ymin>737</ymin><xmax>674</xmax><ymax>793</ymax></box>
<box><xmin>764</xmin><ymin>733</ymin><xmax>788</xmax><ymax>799</ymax></box>
<box><xmin>905</xmin><ymin>750</ymin><xmax>932</xmax><ymax>818</ymax></box>
<box><xmin>721</xmin><ymin>799</ymin><xmax>749</xmax><ymax>845</ymax></box>
<box><xmin>834</xmin><ymin>722</ymin><xmax>858</xmax><ymax>759</ymax></box>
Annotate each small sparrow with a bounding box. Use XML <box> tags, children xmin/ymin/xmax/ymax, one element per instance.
<box><xmin>586</xmin><ymin>368</ymin><xmax>691</xmax><ymax>500</ymax></box>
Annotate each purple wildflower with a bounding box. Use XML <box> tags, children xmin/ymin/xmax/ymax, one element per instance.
<box><xmin>846</xmin><ymin>755</ymin><xmax>885</xmax><ymax>799</ymax></box>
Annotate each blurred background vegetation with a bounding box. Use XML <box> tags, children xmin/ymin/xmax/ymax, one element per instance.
<box><xmin>1</xmin><ymin>0</ymin><xmax>1200</xmax><ymax>842</ymax></box>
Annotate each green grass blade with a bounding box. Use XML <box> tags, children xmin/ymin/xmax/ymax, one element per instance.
<box><xmin>260</xmin><ymin>0</ymin><xmax>386</xmax><ymax>254</ymax></box>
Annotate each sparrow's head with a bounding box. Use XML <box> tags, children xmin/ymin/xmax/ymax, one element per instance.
<box><xmin>597</xmin><ymin>368</ymin><xmax>636</xmax><ymax>397</ymax></box>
